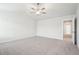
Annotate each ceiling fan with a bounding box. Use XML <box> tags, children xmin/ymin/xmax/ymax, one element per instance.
<box><xmin>31</xmin><ymin>3</ymin><xmax>46</xmax><ymax>15</ymax></box>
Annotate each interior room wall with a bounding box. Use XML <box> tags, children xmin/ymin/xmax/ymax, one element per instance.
<box><xmin>36</xmin><ymin>15</ymin><xmax>75</xmax><ymax>40</ymax></box>
<box><xmin>0</xmin><ymin>11</ymin><xmax>36</xmax><ymax>43</ymax></box>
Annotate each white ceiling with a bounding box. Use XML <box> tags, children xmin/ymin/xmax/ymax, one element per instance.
<box><xmin>0</xmin><ymin>3</ymin><xmax>78</xmax><ymax>20</ymax></box>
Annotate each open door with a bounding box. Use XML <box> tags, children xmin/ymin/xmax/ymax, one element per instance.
<box><xmin>63</xmin><ymin>20</ymin><xmax>72</xmax><ymax>42</ymax></box>
<box><xmin>63</xmin><ymin>18</ymin><xmax>77</xmax><ymax>45</ymax></box>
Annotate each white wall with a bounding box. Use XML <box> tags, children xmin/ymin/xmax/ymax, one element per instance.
<box><xmin>0</xmin><ymin>11</ymin><xmax>36</xmax><ymax>43</ymax></box>
<box><xmin>0</xmin><ymin>11</ymin><xmax>75</xmax><ymax>43</ymax></box>
<box><xmin>37</xmin><ymin>15</ymin><xmax>75</xmax><ymax>40</ymax></box>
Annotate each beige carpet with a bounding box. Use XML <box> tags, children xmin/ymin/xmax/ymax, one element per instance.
<box><xmin>0</xmin><ymin>36</ymin><xmax>79</xmax><ymax>55</ymax></box>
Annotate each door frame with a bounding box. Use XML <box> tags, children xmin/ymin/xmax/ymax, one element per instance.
<box><xmin>63</xmin><ymin>17</ymin><xmax>77</xmax><ymax>45</ymax></box>
<box><xmin>74</xmin><ymin>18</ymin><xmax>77</xmax><ymax>45</ymax></box>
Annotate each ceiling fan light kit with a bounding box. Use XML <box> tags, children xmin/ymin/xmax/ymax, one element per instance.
<box><xmin>31</xmin><ymin>3</ymin><xmax>46</xmax><ymax>15</ymax></box>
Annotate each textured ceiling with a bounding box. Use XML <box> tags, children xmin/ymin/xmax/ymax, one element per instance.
<box><xmin>0</xmin><ymin>3</ymin><xmax>78</xmax><ymax>20</ymax></box>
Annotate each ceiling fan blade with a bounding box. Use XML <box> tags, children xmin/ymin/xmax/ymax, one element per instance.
<box><xmin>41</xmin><ymin>8</ymin><xmax>45</xmax><ymax>10</ymax></box>
<box><xmin>42</xmin><ymin>12</ymin><xmax>46</xmax><ymax>14</ymax></box>
<box><xmin>31</xmin><ymin>8</ymin><xmax>36</xmax><ymax>10</ymax></box>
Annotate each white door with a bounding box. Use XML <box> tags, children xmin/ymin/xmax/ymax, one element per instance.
<box><xmin>72</xmin><ymin>18</ymin><xmax>77</xmax><ymax>45</ymax></box>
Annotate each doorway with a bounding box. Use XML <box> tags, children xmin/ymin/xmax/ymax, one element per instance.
<box><xmin>63</xmin><ymin>20</ymin><xmax>72</xmax><ymax>42</ymax></box>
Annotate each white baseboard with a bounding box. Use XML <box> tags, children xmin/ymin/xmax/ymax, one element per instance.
<box><xmin>36</xmin><ymin>35</ymin><xmax>61</xmax><ymax>40</ymax></box>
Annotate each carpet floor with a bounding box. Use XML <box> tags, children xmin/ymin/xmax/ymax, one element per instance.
<box><xmin>0</xmin><ymin>36</ymin><xmax>79</xmax><ymax>55</ymax></box>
